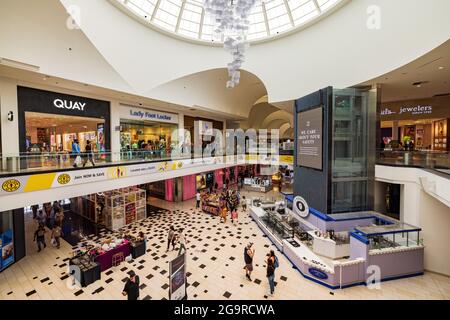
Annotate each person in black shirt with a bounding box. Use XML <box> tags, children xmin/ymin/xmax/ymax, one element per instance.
<box><xmin>243</xmin><ymin>243</ymin><xmax>255</xmax><ymax>281</ymax></box>
<box><xmin>122</xmin><ymin>270</ymin><xmax>140</xmax><ymax>300</ymax></box>
<box><xmin>82</xmin><ymin>140</ymin><xmax>95</xmax><ymax>167</ymax></box>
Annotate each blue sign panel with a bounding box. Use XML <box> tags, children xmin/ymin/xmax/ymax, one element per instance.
<box><xmin>308</xmin><ymin>267</ymin><xmax>328</xmax><ymax>280</ymax></box>
<box><xmin>1</xmin><ymin>229</ymin><xmax>14</xmax><ymax>270</ymax></box>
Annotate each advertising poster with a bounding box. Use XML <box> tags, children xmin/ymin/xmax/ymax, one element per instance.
<box><xmin>169</xmin><ymin>253</ymin><xmax>186</xmax><ymax>300</ymax></box>
<box><xmin>1</xmin><ymin>229</ymin><xmax>14</xmax><ymax>270</ymax></box>
<box><xmin>97</xmin><ymin>123</ymin><xmax>106</xmax><ymax>159</ymax></box>
<box><xmin>125</xmin><ymin>202</ymin><xmax>136</xmax><ymax>225</ymax></box>
<box><xmin>297</xmin><ymin>106</ymin><xmax>323</xmax><ymax>170</ymax></box>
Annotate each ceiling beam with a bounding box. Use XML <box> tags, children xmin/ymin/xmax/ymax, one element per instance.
<box><xmin>261</xmin><ymin>2</ymin><xmax>270</xmax><ymax>37</ymax></box>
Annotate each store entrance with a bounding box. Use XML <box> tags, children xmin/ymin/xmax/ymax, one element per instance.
<box><xmin>25</xmin><ymin>112</ymin><xmax>106</xmax><ymax>168</ymax></box>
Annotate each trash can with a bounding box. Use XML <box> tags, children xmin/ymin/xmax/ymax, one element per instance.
<box><xmin>6</xmin><ymin>156</ymin><xmax>19</xmax><ymax>172</ymax></box>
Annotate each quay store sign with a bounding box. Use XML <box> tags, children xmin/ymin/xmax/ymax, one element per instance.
<box><xmin>119</xmin><ymin>105</ymin><xmax>179</xmax><ymax>124</ymax></box>
<box><xmin>53</xmin><ymin>99</ymin><xmax>86</xmax><ymax>111</ymax></box>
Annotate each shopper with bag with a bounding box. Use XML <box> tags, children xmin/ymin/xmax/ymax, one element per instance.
<box><xmin>82</xmin><ymin>139</ymin><xmax>95</xmax><ymax>167</ymax></box>
<box><xmin>266</xmin><ymin>251</ymin><xmax>277</xmax><ymax>296</ymax></box>
<box><xmin>71</xmin><ymin>139</ymin><xmax>81</xmax><ymax>168</ymax></box>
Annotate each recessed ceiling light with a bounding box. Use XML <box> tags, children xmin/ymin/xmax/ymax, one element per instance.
<box><xmin>438</xmin><ymin>66</ymin><xmax>444</xmax><ymax>70</ymax></box>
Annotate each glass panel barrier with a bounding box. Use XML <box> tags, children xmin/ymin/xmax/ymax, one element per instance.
<box><xmin>376</xmin><ymin>150</ymin><xmax>450</xmax><ymax>174</ymax></box>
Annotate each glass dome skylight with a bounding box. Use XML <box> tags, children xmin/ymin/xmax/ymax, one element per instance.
<box><xmin>114</xmin><ymin>0</ymin><xmax>345</xmax><ymax>43</ymax></box>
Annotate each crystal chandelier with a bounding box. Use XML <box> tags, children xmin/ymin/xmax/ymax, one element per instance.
<box><xmin>203</xmin><ymin>0</ymin><xmax>258</xmax><ymax>88</ymax></box>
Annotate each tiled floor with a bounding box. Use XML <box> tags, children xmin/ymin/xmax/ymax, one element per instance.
<box><xmin>1</xmin><ymin>190</ymin><xmax>449</xmax><ymax>300</ymax></box>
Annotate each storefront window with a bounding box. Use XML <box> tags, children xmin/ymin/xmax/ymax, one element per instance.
<box><xmin>120</xmin><ymin>120</ymin><xmax>178</xmax><ymax>158</ymax></box>
<box><xmin>25</xmin><ymin>112</ymin><xmax>105</xmax><ymax>153</ymax></box>
<box><xmin>0</xmin><ymin>211</ymin><xmax>14</xmax><ymax>271</ymax></box>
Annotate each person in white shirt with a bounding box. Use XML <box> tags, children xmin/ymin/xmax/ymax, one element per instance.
<box><xmin>196</xmin><ymin>191</ymin><xmax>201</xmax><ymax>209</ymax></box>
<box><xmin>177</xmin><ymin>228</ymin><xmax>187</xmax><ymax>256</ymax></box>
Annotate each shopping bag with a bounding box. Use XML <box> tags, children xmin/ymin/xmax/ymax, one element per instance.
<box><xmin>74</xmin><ymin>155</ymin><xmax>81</xmax><ymax>166</ymax></box>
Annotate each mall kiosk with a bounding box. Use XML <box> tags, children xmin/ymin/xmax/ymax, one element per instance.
<box><xmin>248</xmin><ymin>87</ymin><xmax>425</xmax><ymax>289</ymax></box>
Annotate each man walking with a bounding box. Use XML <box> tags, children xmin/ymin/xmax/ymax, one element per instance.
<box><xmin>166</xmin><ymin>226</ymin><xmax>175</xmax><ymax>252</ymax></box>
<box><xmin>243</xmin><ymin>243</ymin><xmax>255</xmax><ymax>281</ymax></box>
<box><xmin>177</xmin><ymin>228</ymin><xmax>187</xmax><ymax>256</ymax></box>
<box><xmin>33</xmin><ymin>224</ymin><xmax>46</xmax><ymax>252</ymax></box>
<box><xmin>122</xmin><ymin>270</ymin><xmax>140</xmax><ymax>300</ymax></box>
<box><xmin>266</xmin><ymin>250</ymin><xmax>277</xmax><ymax>296</ymax></box>
<box><xmin>195</xmin><ymin>191</ymin><xmax>201</xmax><ymax>209</ymax></box>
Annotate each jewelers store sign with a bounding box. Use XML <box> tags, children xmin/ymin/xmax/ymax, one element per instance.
<box><xmin>297</xmin><ymin>106</ymin><xmax>323</xmax><ymax>170</ymax></box>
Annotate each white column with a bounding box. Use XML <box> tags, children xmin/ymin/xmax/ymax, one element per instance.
<box><xmin>110</xmin><ymin>100</ymin><xmax>121</xmax><ymax>161</ymax></box>
<box><xmin>0</xmin><ymin>77</ymin><xmax>19</xmax><ymax>156</ymax></box>
<box><xmin>178</xmin><ymin>112</ymin><xmax>184</xmax><ymax>143</ymax></box>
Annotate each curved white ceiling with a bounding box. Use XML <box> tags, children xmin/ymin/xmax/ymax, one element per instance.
<box><xmin>1</xmin><ymin>0</ymin><xmax>449</xmax><ymax>120</ymax></box>
<box><xmin>113</xmin><ymin>0</ymin><xmax>347</xmax><ymax>44</ymax></box>
<box><xmin>58</xmin><ymin>0</ymin><xmax>450</xmax><ymax>104</ymax></box>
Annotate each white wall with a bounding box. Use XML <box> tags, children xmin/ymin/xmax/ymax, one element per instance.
<box><xmin>0</xmin><ymin>77</ymin><xmax>19</xmax><ymax>156</ymax></box>
<box><xmin>375</xmin><ymin>165</ymin><xmax>450</xmax><ymax>276</ymax></box>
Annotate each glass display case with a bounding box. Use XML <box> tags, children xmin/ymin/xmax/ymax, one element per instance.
<box><xmin>354</xmin><ymin>223</ymin><xmax>422</xmax><ymax>251</ymax></box>
<box><xmin>72</xmin><ymin>187</ymin><xmax>147</xmax><ymax>231</ymax></box>
<box><xmin>261</xmin><ymin>210</ymin><xmax>294</xmax><ymax>240</ymax></box>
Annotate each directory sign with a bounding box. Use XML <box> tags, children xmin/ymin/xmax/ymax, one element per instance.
<box><xmin>297</xmin><ymin>106</ymin><xmax>323</xmax><ymax>170</ymax></box>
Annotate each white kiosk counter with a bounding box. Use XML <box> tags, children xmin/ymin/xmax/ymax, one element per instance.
<box><xmin>308</xmin><ymin>231</ymin><xmax>350</xmax><ymax>259</ymax></box>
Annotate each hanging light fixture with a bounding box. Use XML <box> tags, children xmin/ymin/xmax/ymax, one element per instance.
<box><xmin>204</xmin><ymin>0</ymin><xmax>258</xmax><ymax>88</ymax></box>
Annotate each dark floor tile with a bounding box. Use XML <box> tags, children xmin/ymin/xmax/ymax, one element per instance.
<box><xmin>74</xmin><ymin>289</ymin><xmax>84</xmax><ymax>296</ymax></box>
<box><xmin>199</xmin><ymin>264</ymin><xmax>206</xmax><ymax>269</ymax></box>
<box><xmin>223</xmin><ymin>291</ymin><xmax>232</xmax><ymax>299</ymax></box>
<box><xmin>105</xmin><ymin>278</ymin><xmax>114</xmax><ymax>284</ymax></box>
<box><xmin>192</xmin><ymin>281</ymin><xmax>200</xmax><ymax>287</ymax></box>
<box><xmin>142</xmin><ymin>295</ymin><xmax>152</xmax><ymax>300</ymax></box>
<box><xmin>280</xmin><ymin>276</ymin><xmax>287</xmax><ymax>281</ymax></box>
<box><xmin>105</xmin><ymin>270</ymin><xmax>114</xmax><ymax>276</ymax></box>
<box><xmin>60</xmin><ymin>274</ymin><xmax>69</xmax><ymax>280</ymax></box>
<box><xmin>26</xmin><ymin>290</ymin><xmax>36</xmax><ymax>297</ymax></box>
<box><xmin>254</xmin><ymin>279</ymin><xmax>261</xmax><ymax>285</ymax></box>
<box><xmin>161</xmin><ymin>284</ymin><xmax>169</xmax><ymax>290</ymax></box>
<box><xmin>40</xmin><ymin>277</ymin><xmax>49</xmax><ymax>283</ymax></box>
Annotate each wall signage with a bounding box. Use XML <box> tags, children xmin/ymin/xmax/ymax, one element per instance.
<box><xmin>169</xmin><ymin>253</ymin><xmax>186</xmax><ymax>300</ymax></box>
<box><xmin>308</xmin><ymin>267</ymin><xmax>329</xmax><ymax>280</ymax></box>
<box><xmin>297</xmin><ymin>106</ymin><xmax>323</xmax><ymax>170</ymax></box>
<box><xmin>53</xmin><ymin>99</ymin><xmax>86</xmax><ymax>111</ymax></box>
<box><xmin>119</xmin><ymin>105</ymin><xmax>179</xmax><ymax>124</ymax></box>
<box><xmin>293</xmin><ymin>196</ymin><xmax>309</xmax><ymax>218</ymax></box>
<box><xmin>381</xmin><ymin>105</ymin><xmax>433</xmax><ymax>117</ymax></box>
